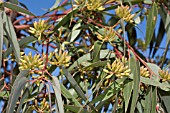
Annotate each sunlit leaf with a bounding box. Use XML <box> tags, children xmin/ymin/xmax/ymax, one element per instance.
<box><xmin>62</xmin><ymin>67</ymin><xmax>87</xmax><ymax>101</ymax></box>
<box><xmin>145</xmin><ymin>2</ymin><xmax>158</xmax><ymax>48</ymax></box>
<box><xmin>51</xmin><ymin>76</ymin><xmax>64</xmax><ymax>113</ymax></box>
<box><xmin>60</xmin><ymin>84</ymin><xmax>81</xmax><ymax>106</ymax></box>
<box><xmin>70</xmin><ymin>22</ymin><xmax>81</xmax><ymax>42</ymax></box>
<box><xmin>0</xmin><ymin>11</ymin><xmax>3</xmax><ymax>68</ymax></box>
<box><xmin>144</xmin><ymin>86</ymin><xmax>152</xmax><ymax>113</ymax></box>
<box><xmin>3</xmin><ymin>13</ymin><xmax>20</xmax><ymax>62</ymax></box>
<box><xmin>16</xmin><ymin>88</ymin><xmax>29</xmax><ymax>113</ymax></box>
<box><xmin>123</xmin><ymin>79</ymin><xmax>133</xmax><ymax>112</ymax></box>
<box><xmin>3</xmin><ymin>2</ymin><xmax>35</xmax><ymax>16</ymax></box>
<box><xmin>129</xmin><ymin>56</ymin><xmax>140</xmax><ymax>113</ymax></box>
<box><xmin>49</xmin><ymin>0</ymin><xmax>62</xmax><ymax>11</ymax></box>
<box><xmin>92</xmin><ymin>41</ymin><xmax>103</xmax><ymax>62</ymax></box>
<box><xmin>9</xmin><ymin>0</ymin><xmax>18</xmax><ymax>4</ymax></box>
<box><xmin>6</xmin><ymin>70</ymin><xmax>29</xmax><ymax>113</ymax></box>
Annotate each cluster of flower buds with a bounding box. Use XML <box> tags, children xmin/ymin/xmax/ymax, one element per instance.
<box><xmin>75</xmin><ymin>0</ymin><xmax>105</xmax><ymax>11</ymax></box>
<box><xmin>159</xmin><ymin>69</ymin><xmax>170</xmax><ymax>81</ymax></box>
<box><xmin>96</xmin><ymin>27</ymin><xmax>116</xmax><ymax>43</ymax></box>
<box><xmin>32</xmin><ymin>75</ymin><xmax>48</xmax><ymax>86</ymax></box>
<box><xmin>86</xmin><ymin>0</ymin><xmax>105</xmax><ymax>11</ymax></box>
<box><xmin>19</xmin><ymin>52</ymin><xmax>44</xmax><ymax>71</ymax></box>
<box><xmin>140</xmin><ymin>66</ymin><xmax>150</xmax><ymax>78</ymax></box>
<box><xmin>115</xmin><ymin>5</ymin><xmax>135</xmax><ymax>23</ymax></box>
<box><xmin>29</xmin><ymin>20</ymin><xmax>53</xmax><ymax>42</ymax></box>
<box><xmin>32</xmin><ymin>98</ymin><xmax>50</xmax><ymax>112</ymax></box>
<box><xmin>103</xmin><ymin>57</ymin><xmax>131</xmax><ymax>78</ymax></box>
<box><xmin>49</xmin><ymin>50</ymin><xmax>71</xmax><ymax>67</ymax></box>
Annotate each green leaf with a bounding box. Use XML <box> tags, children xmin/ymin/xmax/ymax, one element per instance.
<box><xmin>45</xmin><ymin>83</ymin><xmax>52</xmax><ymax>113</ymax></box>
<box><xmin>151</xmin><ymin>86</ymin><xmax>157</xmax><ymax>113</ymax></box>
<box><xmin>16</xmin><ymin>88</ymin><xmax>29</xmax><ymax>113</ymax></box>
<box><xmin>144</xmin><ymin>86</ymin><xmax>152</xmax><ymax>113</ymax></box>
<box><xmin>6</xmin><ymin>70</ymin><xmax>29</xmax><ymax>113</ymax></box>
<box><xmin>3</xmin><ymin>36</ymin><xmax>36</xmax><ymax>59</ymax></box>
<box><xmin>54</xmin><ymin>8</ymin><xmax>79</xmax><ymax>32</ymax></box>
<box><xmin>83</xmin><ymin>61</ymin><xmax>108</xmax><ymax>70</ymax></box>
<box><xmin>126</xmin><ymin>23</ymin><xmax>137</xmax><ymax>47</ymax></box>
<box><xmin>144</xmin><ymin>0</ymin><xmax>152</xmax><ymax>4</ymax></box>
<box><xmin>129</xmin><ymin>57</ymin><xmax>140</xmax><ymax>113</ymax></box>
<box><xmin>60</xmin><ymin>84</ymin><xmax>81</xmax><ymax>106</ymax></box>
<box><xmin>145</xmin><ymin>2</ymin><xmax>158</xmax><ymax>48</ymax></box>
<box><xmin>159</xmin><ymin>5</ymin><xmax>170</xmax><ymax>46</ymax></box>
<box><xmin>152</xmin><ymin>20</ymin><xmax>165</xmax><ymax>57</ymax></box>
<box><xmin>3</xmin><ymin>13</ymin><xmax>20</xmax><ymax>62</ymax></box>
<box><xmin>70</xmin><ymin>22</ymin><xmax>81</xmax><ymax>42</ymax></box>
<box><xmin>65</xmin><ymin>105</ymin><xmax>89</xmax><ymax>113</ymax></box>
<box><xmin>147</xmin><ymin>63</ymin><xmax>160</xmax><ymax>81</ymax></box>
<box><xmin>0</xmin><ymin>11</ymin><xmax>3</xmax><ymax>68</ymax></box>
<box><xmin>62</xmin><ymin>67</ymin><xmax>87</xmax><ymax>101</ymax></box>
<box><xmin>0</xmin><ymin>91</ymin><xmax>9</xmax><ymax>98</ymax></box>
<box><xmin>25</xmin><ymin>106</ymin><xmax>33</xmax><ymax>113</ymax></box>
<box><xmin>9</xmin><ymin>0</ymin><xmax>18</xmax><ymax>4</ymax></box>
<box><xmin>158</xmin><ymin>89</ymin><xmax>170</xmax><ymax>112</ymax></box>
<box><xmin>92</xmin><ymin>41</ymin><xmax>103</xmax><ymax>62</ymax></box>
<box><xmin>123</xmin><ymin>79</ymin><xmax>133</xmax><ymax>112</ymax></box>
<box><xmin>91</xmin><ymin>78</ymin><xmax>126</xmax><ymax>104</ymax></box>
<box><xmin>51</xmin><ymin>76</ymin><xmax>64</xmax><ymax>113</ymax></box>
<box><xmin>3</xmin><ymin>2</ymin><xmax>35</xmax><ymax>16</ymax></box>
<box><xmin>139</xmin><ymin>76</ymin><xmax>170</xmax><ymax>91</ymax></box>
<box><xmin>49</xmin><ymin>0</ymin><xmax>62</xmax><ymax>11</ymax></box>
<box><xmin>68</xmin><ymin>50</ymin><xmax>115</xmax><ymax>71</ymax></box>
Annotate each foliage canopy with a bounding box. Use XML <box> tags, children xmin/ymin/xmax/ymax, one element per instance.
<box><xmin>0</xmin><ymin>0</ymin><xmax>170</xmax><ymax>113</ymax></box>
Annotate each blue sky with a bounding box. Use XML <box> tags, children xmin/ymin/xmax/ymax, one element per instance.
<box><xmin>18</xmin><ymin>0</ymin><xmax>56</xmax><ymax>15</ymax></box>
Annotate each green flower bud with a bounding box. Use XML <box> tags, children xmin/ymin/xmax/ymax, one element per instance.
<box><xmin>104</xmin><ymin>57</ymin><xmax>131</xmax><ymax>78</ymax></box>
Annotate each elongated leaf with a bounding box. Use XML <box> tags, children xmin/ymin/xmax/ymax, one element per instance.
<box><xmin>129</xmin><ymin>57</ymin><xmax>140</xmax><ymax>113</ymax></box>
<box><xmin>159</xmin><ymin>5</ymin><xmax>170</xmax><ymax>66</ymax></box>
<box><xmin>54</xmin><ymin>8</ymin><xmax>79</xmax><ymax>31</ymax></box>
<box><xmin>62</xmin><ymin>67</ymin><xmax>87</xmax><ymax>101</ymax></box>
<box><xmin>123</xmin><ymin>79</ymin><xmax>133</xmax><ymax>112</ymax></box>
<box><xmin>144</xmin><ymin>0</ymin><xmax>152</xmax><ymax>4</ymax></box>
<box><xmin>92</xmin><ymin>41</ymin><xmax>103</xmax><ymax>62</ymax></box>
<box><xmin>139</xmin><ymin>76</ymin><xmax>170</xmax><ymax>91</ymax></box>
<box><xmin>25</xmin><ymin>106</ymin><xmax>33</xmax><ymax>113</ymax></box>
<box><xmin>147</xmin><ymin>63</ymin><xmax>160</xmax><ymax>81</ymax></box>
<box><xmin>65</xmin><ymin>105</ymin><xmax>89</xmax><ymax>113</ymax></box>
<box><xmin>3</xmin><ymin>13</ymin><xmax>20</xmax><ymax>62</ymax></box>
<box><xmin>9</xmin><ymin>0</ymin><xmax>18</xmax><ymax>4</ymax></box>
<box><xmin>2</xmin><ymin>2</ymin><xmax>35</xmax><ymax>16</ymax></box>
<box><xmin>70</xmin><ymin>22</ymin><xmax>81</xmax><ymax>42</ymax></box>
<box><xmin>151</xmin><ymin>86</ymin><xmax>157</xmax><ymax>113</ymax></box>
<box><xmin>145</xmin><ymin>2</ymin><xmax>158</xmax><ymax>48</ymax></box>
<box><xmin>83</xmin><ymin>61</ymin><xmax>108</xmax><ymax>70</ymax></box>
<box><xmin>158</xmin><ymin>89</ymin><xmax>170</xmax><ymax>112</ymax></box>
<box><xmin>159</xmin><ymin>5</ymin><xmax>170</xmax><ymax>46</ymax></box>
<box><xmin>0</xmin><ymin>11</ymin><xmax>3</xmax><ymax>68</ymax></box>
<box><xmin>45</xmin><ymin>83</ymin><xmax>52</xmax><ymax>113</ymax></box>
<box><xmin>6</xmin><ymin>70</ymin><xmax>29</xmax><ymax>113</ymax></box>
<box><xmin>60</xmin><ymin>84</ymin><xmax>81</xmax><ymax>106</ymax></box>
<box><xmin>16</xmin><ymin>88</ymin><xmax>29</xmax><ymax>113</ymax></box>
<box><xmin>126</xmin><ymin>23</ymin><xmax>137</xmax><ymax>47</ymax></box>
<box><xmin>152</xmin><ymin>20</ymin><xmax>165</xmax><ymax>57</ymax></box>
<box><xmin>3</xmin><ymin>36</ymin><xmax>36</xmax><ymax>59</ymax></box>
<box><xmin>144</xmin><ymin>86</ymin><xmax>152</xmax><ymax>113</ymax></box>
<box><xmin>51</xmin><ymin>76</ymin><xmax>64</xmax><ymax>113</ymax></box>
<box><xmin>91</xmin><ymin>78</ymin><xmax>126</xmax><ymax>104</ymax></box>
<box><xmin>49</xmin><ymin>0</ymin><xmax>61</xmax><ymax>11</ymax></box>
<box><xmin>68</xmin><ymin>50</ymin><xmax>115</xmax><ymax>71</ymax></box>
